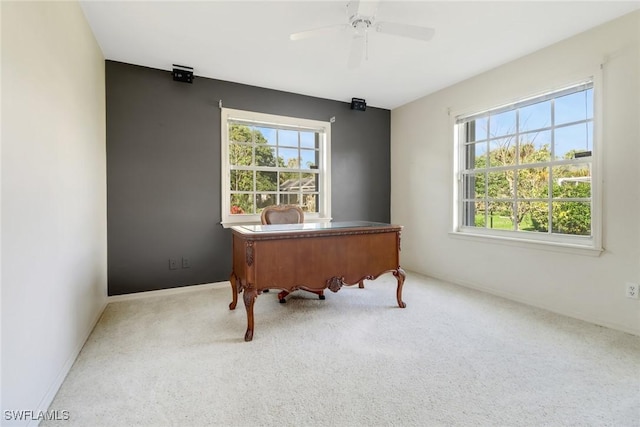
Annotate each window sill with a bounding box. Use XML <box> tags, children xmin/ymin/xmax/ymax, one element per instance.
<box><xmin>449</xmin><ymin>231</ymin><xmax>603</xmax><ymax>257</ymax></box>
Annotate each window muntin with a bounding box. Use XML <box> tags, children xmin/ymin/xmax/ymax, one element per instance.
<box><xmin>221</xmin><ymin>108</ymin><xmax>331</xmax><ymax>226</ymax></box>
<box><xmin>456</xmin><ymin>82</ymin><xmax>595</xmax><ymax>245</ymax></box>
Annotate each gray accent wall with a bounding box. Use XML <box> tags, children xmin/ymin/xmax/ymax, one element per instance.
<box><xmin>107</xmin><ymin>61</ymin><xmax>390</xmax><ymax>295</ymax></box>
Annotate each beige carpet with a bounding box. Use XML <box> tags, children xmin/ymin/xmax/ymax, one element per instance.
<box><xmin>43</xmin><ymin>272</ymin><xmax>640</xmax><ymax>426</ymax></box>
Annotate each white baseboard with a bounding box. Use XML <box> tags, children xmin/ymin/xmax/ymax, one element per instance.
<box><xmin>108</xmin><ymin>281</ymin><xmax>230</xmax><ymax>303</ymax></box>
<box><xmin>422</xmin><ymin>271</ymin><xmax>640</xmax><ymax>337</ymax></box>
<box><xmin>29</xmin><ymin>298</ymin><xmax>109</xmax><ymax>427</ymax></box>
<box><xmin>26</xmin><ymin>281</ymin><xmax>232</xmax><ymax>426</ymax></box>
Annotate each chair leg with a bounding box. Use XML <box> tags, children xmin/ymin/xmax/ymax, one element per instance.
<box><xmin>305</xmin><ymin>289</ymin><xmax>324</xmax><ymax>300</ymax></box>
<box><xmin>358</xmin><ymin>280</ymin><xmax>365</xmax><ymax>289</ymax></box>
<box><xmin>277</xmin><ymin>290</ymin><xmax>289</xmax><ymax>303</ymax></box>
<box><xmin>277</xmin><ymin>289</ymin><xmax>324</xmax><ymax>302</ymax></box>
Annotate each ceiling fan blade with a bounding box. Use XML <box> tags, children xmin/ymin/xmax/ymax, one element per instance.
<box><xmin>348</xmin><ymin>0</ymin><xmax>380</xmax><ymax>19</ymax></box>
<box><xmin>347</xmin><ymin>34</ymin><xmax>366</xmax><ymax>69</ymax></box>
<box><xmin>346</xmin><ymin>0</ymin><xmax>361</xmax><ymax>20</ymax></box>
<box><xmin>290</xmin><ymin>24</ymin><xmax>348</xmax><ymax>41</ymax></box>
<box><xmin>374</xmin><ymin>21</ymin><xmax>435</xmax><ymax>41</ymax></box>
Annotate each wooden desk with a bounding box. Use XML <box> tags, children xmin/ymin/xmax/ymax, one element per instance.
<box><xmin>229</xmin><ymin>221</ymin><xmax>406</xmax><ymax>341</ymax></box>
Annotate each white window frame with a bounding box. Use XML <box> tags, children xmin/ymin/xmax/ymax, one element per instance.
<box><xmin>451</xmin><ymin>78</ymin><xmax>603</xmax><ymax>256</ymax></box>
<box><xmin>220</xmin><ymin>108</ymin><xmax>332</xmax><ymax>227</ymax></box>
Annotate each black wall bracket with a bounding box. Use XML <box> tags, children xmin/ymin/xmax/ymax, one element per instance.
<box><xmin>351</xmin><ymin>97</ymin><xmax>366</xmax><ymax>111</ymax></box>
<box><xmin>172</xmin><ymin>64</ymin><xmax>194</xmax><ymax>84</ymax></box>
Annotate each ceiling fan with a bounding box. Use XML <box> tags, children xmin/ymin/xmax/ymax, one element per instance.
<box><xmin>290</xmin><ymin>0</ymin><xmax>435</xmax><ymax>69</ymax></box>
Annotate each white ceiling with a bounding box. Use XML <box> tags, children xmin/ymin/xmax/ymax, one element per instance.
<box><xmin>80</xmin><ymin>1</ymin><xmax>640</xmax><ymax>110</ymax></box>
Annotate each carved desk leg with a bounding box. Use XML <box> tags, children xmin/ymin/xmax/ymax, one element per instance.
<box><xmin>394</xmin><ymin>268</ymin><xmax>407</xmax><ymax>308</ymax></box>
<box><xmin>243</xmin><ymin>284</ymin><xmax>258</xmax><ymax>342</ymax></box>
<box><xmin>229</xmin><ymin>272</ymin><xmax>238</xmax><ymax>310</ymax></box>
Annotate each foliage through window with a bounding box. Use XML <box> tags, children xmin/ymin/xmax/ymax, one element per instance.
<box><xmin>221</xmin><ymin>108</ymin><xmax>331</xmax><ymax>226</ymax></box>
<box><xmin>455</xmin><ymin>81</ymin><xmax>597</xmax><ymax>246</ymax></box>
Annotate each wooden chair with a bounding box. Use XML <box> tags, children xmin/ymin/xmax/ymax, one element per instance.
<box><xmin>260</xmin><ymin>205</ymin><xmax>325</xmax><ymax>303</ymax></box>
<box><xmin>260</xmin><ymin>204</ymin><xmax>304</xmax><ymax>225</ymax></box>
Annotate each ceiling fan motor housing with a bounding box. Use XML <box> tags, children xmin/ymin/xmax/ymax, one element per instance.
<box><xmin>351</xmin><ymin>18</ymin><xmax>372</xmax><ymax>35</ymax></box>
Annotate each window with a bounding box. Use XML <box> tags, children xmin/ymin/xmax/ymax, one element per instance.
<box><xmin>220</xmin><ymin>108</ymin><xmax>331</xmax><ymax>226</ymax></box>
<box><xmin>454</xmin><ymin>81</ymin><xmax>601</xmax><ymax>251</ymax></box>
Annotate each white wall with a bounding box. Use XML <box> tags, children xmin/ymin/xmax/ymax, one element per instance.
<box><xmin>391</xmin><ymin>11</ymin><xmax>640</xmax><ymax>335</ymax></box>
<box><xmin>1</xmin><ymin>2</ymin><xmax>107</xmax><ymax>425</ymax></box>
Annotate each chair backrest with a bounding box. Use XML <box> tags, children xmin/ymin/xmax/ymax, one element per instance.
<box><xmin>260</xmin><ymin>205</ymin><xmax>304</xmax><ymax>225</ymax></box>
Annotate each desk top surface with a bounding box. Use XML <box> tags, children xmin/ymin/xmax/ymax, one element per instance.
<box><xmin>232</xmin><ymin>221</ymin><xmax>399</xmax><ymax>235</ymax></box>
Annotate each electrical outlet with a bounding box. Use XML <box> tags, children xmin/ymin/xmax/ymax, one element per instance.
<box><xmin>626</xmin><ymin>283</ymin><xmax>639</xmax><ymax>299</ymax></box>
<box><xmin>169</xmin><ymin>258</ymin><xmax>178</xmax><ymax>270</ymax></box>
<box><xmin>182</xmin><ymin>257</ymin><xmax>190</xmax><ymax>269</ymax></box>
